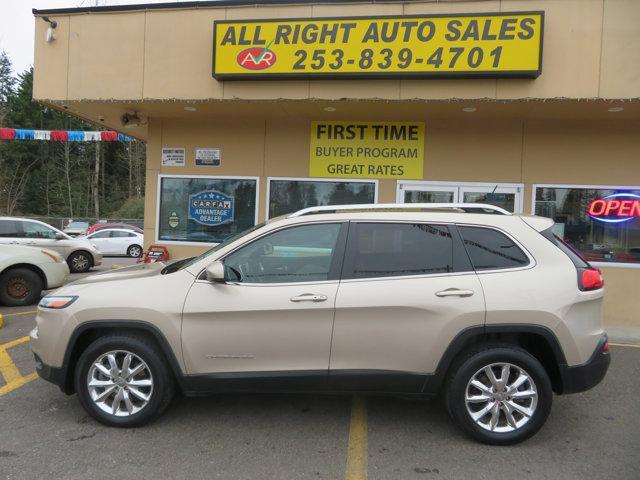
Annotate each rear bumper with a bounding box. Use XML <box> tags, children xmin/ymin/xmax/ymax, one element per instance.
<box><xmin>559</xmin><ymin>335</ymin><xmax>610</xmax><ymax>394</ymax></box>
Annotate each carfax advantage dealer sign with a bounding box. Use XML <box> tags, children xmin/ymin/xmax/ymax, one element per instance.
<box><xmin>212</xmin><ymin>12</ymin><xmax>543</xmax><ymax>79</ymax></box>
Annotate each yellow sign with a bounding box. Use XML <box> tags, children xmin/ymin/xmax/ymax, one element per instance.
<box><xmin>213</xmin><ymin>12</ymin><xmax>543</xmax><ymax>79</ymax></box>
<box><xmin>309</xmin><ymin>122</ymin><xmax>424</xmax><ymax>179</ymax></box>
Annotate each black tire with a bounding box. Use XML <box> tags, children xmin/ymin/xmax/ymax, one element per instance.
<box><xmin>67</xmin><ymin>251</ymin><xmax>92</xmax><ymax>273</ymax></box>
<box><xmin>127</xmin><ymin>244</ymin><xmax>143</xmax><ymax>258</ymax></box>
<box><xmin>0</xmin><ymin>268</ymin><xmax>43</xmax><ymax>306</ymax></box>
<box><xmin>74</xmin><ymin>334</ymin><xmax>175</xmax><ymax>427</ymax></box>
<box><xmin>444</xmin><ymin>345</ymin><xmax>552</xmax><ymax>445</ymax></box>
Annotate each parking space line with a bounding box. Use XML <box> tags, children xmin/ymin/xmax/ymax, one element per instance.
<box><xmin>345</xmin><ymin>396</ymin><xmax>368</xmax><ymax>480</ymax></box>
<box><xmin>609</xmin><ymin>342</ymin><xmax>640</xmax><ymax>348</ymax></box>
<box><xmin>0</xmin><ymin>336</ymin><xmax>37</xmax><ymax>396</ymax></box>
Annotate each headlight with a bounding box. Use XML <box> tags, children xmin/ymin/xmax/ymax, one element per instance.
<box><xmin>41</xmin><ymin>250</ymin><xmax>64</xmax><ymax>263</ymax></box>
<box><xmin>39</xmin><ymin>296</ymin><xmax>78</xmax><ymax>309</ymax></box>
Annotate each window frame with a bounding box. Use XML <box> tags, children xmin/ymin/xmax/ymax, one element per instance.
<box><xmin>531</xmin><ymin>183</ymin><xmax>640</xmax><ymax>269</ymax></box>
<box><xmin>156</xmin><ymin>174</ymin><xmax>260</xmax><ymax>246</ymax></box>
<box><xmin>340</xmin><ymin>221</ymin><xmax>474</xmax><ymax>282</ymax></box>
<box><xmin>197</xmin><ymin>220</ymin><xmax>349</xmax><ymax>286</ymax></box>
<box><xmin>21</xmin><ymin>220</ymin><xmax>58</xmax><ymax>239</ymax></box>
<box><xmin>456</xmin><ymin>223</ymin><xmax>534</xmax><ymax>273</ymax></box>
<box><xmin>266</xmin><ymin>176</ymin><xmax>379</xmax><ymax>220</ymax></box>
<box><xmin>397</xmin><ymin>180</ymin><xmax>525</xmax><ymax>213</ymax></box>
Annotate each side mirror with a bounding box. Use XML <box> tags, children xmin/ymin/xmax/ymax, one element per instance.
<box><xmin>55</xmin><ymin>232</ymin><xmax>66</xmax><ymax>240</ymax></box>
<box><xmin>205</xmin><ymin>261</ymin><xmax>226</xmax><ymax>283</ymax></box>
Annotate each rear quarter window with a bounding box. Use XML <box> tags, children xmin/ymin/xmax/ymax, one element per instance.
<box><xmin>458</xmin><ymin>226</ymin><xmax>530</xmax><ymax>271</ymax></box>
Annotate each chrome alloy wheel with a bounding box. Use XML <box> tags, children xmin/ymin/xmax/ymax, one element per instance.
<box><xmin>87</xmin><ymin>350</ymin><xmax>154</xmax><ymax>417</ymax></box>
<box><xmin>128</xmin><ymin>245</ymin><xmax>142</xmax><ymax>257</ymax></box>
<box><xmin>72</xmin><ymin>255</ymin><xmax>89</xmax><ymax>271</ymax></box>
<box><xmin>464</xmin><ymin>362</ymin><xmax>538</xmax><ymax>433</ymax></box>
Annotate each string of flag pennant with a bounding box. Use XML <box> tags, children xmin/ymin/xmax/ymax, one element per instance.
<box><xmin>0</xmin><ymin>128</ymin><xmax>133</xmax><ymax>142</ymax></box>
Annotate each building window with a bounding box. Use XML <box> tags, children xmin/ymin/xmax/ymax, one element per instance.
<box><xmin>534</xmin><ymin>185</ymin><xmax>640</xmax><ymax>265</ymax></box>
<box><xmin>158</xmin><ymin>176</ymin><xmax>258</xmax><ymax>244</ymax></box>
<box><xmin>268</xmin><ymin>178</ymin><xmax>376</xmax><ymax>218</ymax></box>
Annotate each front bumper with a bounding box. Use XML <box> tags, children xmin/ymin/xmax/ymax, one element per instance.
<box><xmin>33</xmin><ymin>353</ymin><xmax>70</xmax><ymax>393</ymax></box>
<box><xmin>92</xmin><ymin>251</ymin><xmax>103</xmax><ymax>266</ymax></box>
<box><xmin>559</xmin><ymin>335</ymin><xmax>610</xmax><ymax>394</ymax></box>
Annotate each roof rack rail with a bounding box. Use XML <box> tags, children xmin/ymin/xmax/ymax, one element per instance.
<box><xmin>288</xmin><ymin>203</ymin><xmax>511</xmax><ymax>218</ymax></box>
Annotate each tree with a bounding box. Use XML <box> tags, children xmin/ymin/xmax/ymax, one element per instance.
<box><xmin>0</xmin><ymin>53</ymin><xmax>146</xmax><ymax>220</ymax></box>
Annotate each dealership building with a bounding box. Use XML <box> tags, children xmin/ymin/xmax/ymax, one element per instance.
<box><xmin>32</xmin><ymin>0</ymin><xmax>639</xmax><ymax>327</ymax></box>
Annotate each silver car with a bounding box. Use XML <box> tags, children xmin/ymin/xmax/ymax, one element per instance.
<box><xmin>0</xmin><ymin>217</ymin><xmax>102</xmax><ymax>273</ymax></box>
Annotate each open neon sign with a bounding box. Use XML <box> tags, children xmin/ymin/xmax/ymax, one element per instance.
<box><xmin>588</xmin><ymin>193</ymin><xmax>640</xmax><ymax>224</ymax></box>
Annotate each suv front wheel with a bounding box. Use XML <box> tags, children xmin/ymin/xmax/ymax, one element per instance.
<box><xmin>75</xmin><ymin>334</ymin><xmax>175</xmax><ymax>427</ymax></box>
<box><xmin>445</xmin><ymin>346</ymin><xmax>552</xmax><ymax>445</ymax></box>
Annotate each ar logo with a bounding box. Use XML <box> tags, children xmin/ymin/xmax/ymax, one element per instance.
<box><xmin>237</xmin><ymin>47</ymin><xmax>277</xmax><ymax>70</ymax></box>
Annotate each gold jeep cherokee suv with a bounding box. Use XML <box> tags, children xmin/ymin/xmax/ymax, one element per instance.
<box><xmin>31</xmin><ymin>203</ymin><xmax>610</xmax><ymax>445</ymax></box>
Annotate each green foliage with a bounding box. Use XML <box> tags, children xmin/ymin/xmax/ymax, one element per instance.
<box><xmin>0</xmin><ymin>53</ymin><xmax>145</xmax><ymax>219</ymax></box>
<box><xmin>113</xmin><ymin>197</ymin><xmax>145</xmax><ymax>219</ymax></box>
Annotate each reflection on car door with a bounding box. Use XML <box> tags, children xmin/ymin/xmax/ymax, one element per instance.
<box><xmin>181</xmin><ymin>222</ymin><xmax>347</xmax><ymax>391</ymax></box>
<box><xmin>329</xmin><ymin>222</ymin><xmax>485</xmax><ymax>393</ymax></box>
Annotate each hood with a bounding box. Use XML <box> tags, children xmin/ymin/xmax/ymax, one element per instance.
<box><xmin>65</xmin><ymin>261</ymin><xmax>166</xmax><ymax>288</ymax></box>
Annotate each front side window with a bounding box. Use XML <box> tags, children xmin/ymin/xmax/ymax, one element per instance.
<box><xmin>223</xmin><ymin>223</ymin><xmax>343</xmax><ymax>284</ymax></box>
<box><xmin>268</xmin><ymin>179</ymin><xmax>376</xmax><ymax>218</ymax></box>
<box><xmin>22</xmin><ymin>221</ymin><xmax>56</xmax><ymax>239</ymax></box>
<box><xmin>535</xmin><ymin>186</ymin><xmax>640</xmax><ymax>264</ymax></box>
<box><xmin>345</xmin><ymin>223</ymin><xmax>454</xmax><ymax>279</ymax></box>
<box><xmin>158</xmin><ymin>176</ymin><xmax>258</xmax><ymax>244</ymax></box>
<box><xmin>89</xmin><ymin>231</ymin><xmax>111</xmax><ymax>239</ymax></box>
<box><xmin>459</xmin><ymin>226</ymin><xmax>529</xmax><ymax>270</ymax></box>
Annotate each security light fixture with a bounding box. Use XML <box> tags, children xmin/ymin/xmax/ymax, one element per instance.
<box><xmin>608</xmin><ymin>106</ymin><xmax>624</xmax><ymax>113</ymax></box>
<box><xmin>42</xmin><ymin>17</ymin><xmax>57</xmax><ymax>43</ymax></box>
<box><xmin>184</xmin><ymin>106</ymin><xmax>197</xmax><ymax>112</ymax></box>
<box><xmin>462</xmin><ymin>107</ymin><xmax>477</xmax><ymax>113</ymax></box>
<box><xmin>323</xmin><ymin>106</ymin><xmax>336</xmax><ymax>112</ymax></box>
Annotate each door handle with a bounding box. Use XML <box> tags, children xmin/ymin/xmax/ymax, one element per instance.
<box><xmin>435</xmin><ymin>288</ymin><xmax>474</xmax><ymax>298</ymax></box>
<box><xmin>290</xmin><ymin>293</ymin><xmax>328</xmax><ymax>303</ymax></box>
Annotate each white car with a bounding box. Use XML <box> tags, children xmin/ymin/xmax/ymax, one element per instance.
<box><xmin>85</xmin><ymin>228</ymin><xmax>144</xmax><ymax>257</ymax></box>
<box><xmin>0</xmin><ymin>217</ymin><xmax>103</xmax><ymax>273</ymax></box>
<box><xmin>0</xmin><ymin>244</ymin><xmax>69</xmax><ymax>306</ymax></box>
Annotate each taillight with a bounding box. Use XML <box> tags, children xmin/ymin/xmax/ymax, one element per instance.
<box><xmin>579</xmin><ymin>267</ymin><xmax>604</xmax><ymax>291</ymax></box>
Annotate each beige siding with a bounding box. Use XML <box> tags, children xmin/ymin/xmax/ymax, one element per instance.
<box><xmin>33</xmin><ymin>0</ymin><xmax>640</xmax><ymax>102</ymax></box>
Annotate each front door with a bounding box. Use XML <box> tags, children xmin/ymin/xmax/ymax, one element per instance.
<box><xmin>181</xmin><ymin>222</ymin><xmax>347</xmax><ymax>390</ymax></box>
<box><xmin>329</xmin><ymin>221</ymin><xmax>485</xmax><ymax>393</ymax></box>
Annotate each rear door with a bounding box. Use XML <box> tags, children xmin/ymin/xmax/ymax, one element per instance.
<box><xmin>0</xmin><ymin>220</ymin><xmax>22</xmax><ymax>245</ymax></box>
<box><xmin>329</xmin><ymin>221</ymin><xmax>485</xmax><ymax>392</ymax></box>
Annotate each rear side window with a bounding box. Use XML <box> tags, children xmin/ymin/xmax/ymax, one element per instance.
<box><xmin>540</xmin><ymin>227</ymin><xmax>590</xmax><ymax>268</ymax></box>
<box><xmin>345</xmin><ymin>223</ymin><xmax>453</xmax><ymax>279</ymax></box>
<box><xmin>0</xmin><ymin>220</ymin><xmax>21</xmax><ymax>237</ymax></box>
<box><xmin>459</xmin><ymin>226</ymin><xmax>529</xmax><ymax>271</ymax></box>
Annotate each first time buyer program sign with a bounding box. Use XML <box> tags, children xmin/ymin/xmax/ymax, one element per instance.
<box><xmin>213</xmin><ymin>12</ymin><xmax>543</xmax><ymax>79</ymax></box>
<box><xmin>310</xmin><ymin>122</ymin><xmax>424</xmax><ymax>179</ymax></box>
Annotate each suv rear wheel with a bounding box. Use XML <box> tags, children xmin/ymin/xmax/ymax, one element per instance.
<box><xmin>445</xmin><ymin>346</ymin><xmax>552</xmax><ymax>445</ymax></box>
<box><xmin>74</xmin><ymin>334</ymin><xmax>174</xmax><ymax>427</ymax></box>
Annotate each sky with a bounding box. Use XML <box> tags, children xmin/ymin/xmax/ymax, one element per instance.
<box><xmin>0</xmin><ymin>0</ymin><xmax>179</xmax><ymax>77</ymax></box>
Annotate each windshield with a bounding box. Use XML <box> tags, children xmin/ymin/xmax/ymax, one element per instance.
<box><xmin>161</xmin><ymin>221</ymin><xmax>269</xmax><ymax>274</ymax></box>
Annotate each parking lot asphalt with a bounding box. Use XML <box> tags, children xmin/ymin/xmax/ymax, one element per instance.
<box><xmin>0</xmin><ymin>261</ymin><xmax>639</xmax><ymax>480</ymax></box>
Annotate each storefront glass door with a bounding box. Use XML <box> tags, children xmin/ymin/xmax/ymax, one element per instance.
<box><xmin>398</xmin><ymin>182</ymin><xmax>523</xmax><ymax>213</ymax></box>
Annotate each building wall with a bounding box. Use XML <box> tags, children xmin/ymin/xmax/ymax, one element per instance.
<box><xmin>143</xmin><ymin>116</ymin><xmax>639</xmax><ymax>326</ymax></box>
<box><xmin>33</xmin><ymin>0</ymin><xmax>640</xmax><ymax>104</ymax></box>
